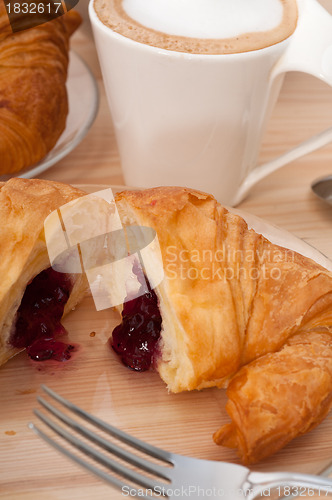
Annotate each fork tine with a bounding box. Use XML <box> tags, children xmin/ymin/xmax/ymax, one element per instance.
<box><xmin>319</xmin><ymin>462</ymin><xmax>332</xmax><ymax>477</ymax></box>
<box><xmin>277</xmin><ymin>461</ymin><xmax>332</xmax><ymax>500</ymax></box>
<box><xmin>41</xmin><ymin>385</ymin><xmax>172</xmax><ymax>464</ymax></box>
<box><xmin>37</xmin><ymin>395</ymin><xmax>169</xmax><ymax>480</ymax></box>
<box><xmin>28</xmin><ymin>423</ymin><xmax>155</xmax><ymax>500</ymax></box>
<box><xmin>33</xmin><ymin>408</ymin><xmax>169</xmax><ymax>493</ymax></box>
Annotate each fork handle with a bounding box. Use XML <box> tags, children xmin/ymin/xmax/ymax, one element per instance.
<box><xmin>247</xmin><ymin>471</ymin><xmax>332</xmax><ymax>498</ymax></box>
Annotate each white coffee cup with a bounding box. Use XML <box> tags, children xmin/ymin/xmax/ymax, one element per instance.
<box><xmin>89</xmin><ymin>0</ymin><xmax>332</xmax><ymax>206</ymax></box>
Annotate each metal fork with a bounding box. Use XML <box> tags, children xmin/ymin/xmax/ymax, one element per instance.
<box><xmin>29</xmin><ymin>385</ymin><xmax>332</xmax><ymax>500</ymax></box>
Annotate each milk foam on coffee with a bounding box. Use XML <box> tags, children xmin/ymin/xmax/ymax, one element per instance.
<box><xmin>122</xmin><ymin>0</ymin><xmax>283</xmax><ymax>39</ymax></box>
<box><xmin>94</xmin><ymin>0</ymin><xmax>298</xmax><ymax>54</ymax></box>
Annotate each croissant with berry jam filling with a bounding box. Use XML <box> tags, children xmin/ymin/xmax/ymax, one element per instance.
<box><xmin>113</xmin><ymin>186</ymin><xmax>332</xmax><ymax>464</ymax></box>
<box><xmin>0</xmin><ymin>178</ymin><xmax>88</xmax><ymax>366</ymax></box>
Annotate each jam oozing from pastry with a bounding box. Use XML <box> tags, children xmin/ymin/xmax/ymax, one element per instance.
<box><xmin>26</xmin><ymin>339</ymin><xmax>75</xmax><ymax>362</ymax></box>
<box><xmin>10</xmin><ymin>268</ymin><xmax>74</xmax><ymax>362</ymax></box>
<box><xmin>111</xmin><ymin>273</ymin><xmax>162</xmax><ymax>372</ymax></box>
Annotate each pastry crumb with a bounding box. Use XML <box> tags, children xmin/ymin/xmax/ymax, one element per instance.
<box><xmin>16</xmin><ymin>388</ymin><xmax>37</xmax><ymax>395</ymax></box>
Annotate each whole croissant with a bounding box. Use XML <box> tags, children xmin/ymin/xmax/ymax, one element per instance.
<box><xmin>0</xmin><ymin>2</ymin><xmax>81</xmax><ymax>174</ymax></box>
<box><xmin>112</xmin><ymin>186</ymin><xmax>332</xmax><ymax>464</ymax></box>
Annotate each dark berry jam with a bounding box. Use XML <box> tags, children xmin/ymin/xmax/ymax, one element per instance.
<box><xmin>10</xmin><ymin>268</ymin><xmax>75</xmax><ymax>362</ymax></box>
<box><xmin>26</xmin><ymin>339</ymin><xmax>75</xmax><ymax>362</ymax></box>
<box><xmin>111</xmin><ymin>273</ymin><xmax>162</xmax><ymax>372</ymax></box>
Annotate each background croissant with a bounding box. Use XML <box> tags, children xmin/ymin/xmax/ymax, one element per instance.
<box><xmin>0</xmin><ymin>1</ymin><xmax>81</xmax><ymax>174</ymax></box>
<box><xmin>113</xmin><ymin>186</ymin><xmax>332</xmax><ymax>464</ymax></box>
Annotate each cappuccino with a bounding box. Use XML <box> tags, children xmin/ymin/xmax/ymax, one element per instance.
<box><xmin>94</xmin><ymin>0</ymin><xmax>298</xmax><ymax>54</ymax></box>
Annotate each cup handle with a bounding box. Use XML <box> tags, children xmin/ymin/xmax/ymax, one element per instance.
<box><xmin>235</xmin><ymin>0</ymin><xmax>332</xmax><ymax>205</ymax></box>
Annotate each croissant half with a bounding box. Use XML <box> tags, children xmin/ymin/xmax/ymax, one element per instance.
<box><xmin>112</xmin><ymin>186</ymin><xmax>332</xmax><ymax>463</ymax></box>
<box><xmin>0</xmin><ymin>1</ymin><xmax>81</xmax><ymax>174</ymax></box>
<box><xmin>0</xmin><ymin>178</ymin><xmax>87</xmax><ymax>365</ymax></box>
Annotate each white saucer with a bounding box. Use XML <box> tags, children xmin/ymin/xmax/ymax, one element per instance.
<box><xmin>0</xmin><ymin>51</ymin><xmax>99</xmax><ymax>180</ymax></box>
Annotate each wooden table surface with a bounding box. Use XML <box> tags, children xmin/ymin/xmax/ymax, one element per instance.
<box><xmin>2</xmin><ymin>21</ymin><xmax>332</xmax><ymax>500</ymax></box>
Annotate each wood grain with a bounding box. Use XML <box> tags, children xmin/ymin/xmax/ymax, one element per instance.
<box><xmin>1</xmin><ymin>23</ymin><xmax>332</xmax><ymax>500</ymax></box>
<box><xmin>1</xmin><ymin>294</ymin><xmax>332</xmax><ymax>500</ymax></box>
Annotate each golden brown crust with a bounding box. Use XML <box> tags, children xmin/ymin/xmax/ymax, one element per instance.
<box><xmin>0</xmin><ymin>178</ymin><xmax>86</xmax><ymax>366</ymax></box>
<box><xmin>115</xmin><ymin>187</ymin><xmax>241</xmax><ymax>390</ymax></box>
<box><xmin>0</xmin><ymin>3</ymin><xmax>81</xmax><ymax>174</ymax></box>
<box><xmin>114</xmin><ymin>186</ymin><xmax>332</xmax><ymax>462</ymax></box>
<box><xmin>213</xmin><ymin>331</ymin><xmax>332</xmax><ymax>464</ymax></box>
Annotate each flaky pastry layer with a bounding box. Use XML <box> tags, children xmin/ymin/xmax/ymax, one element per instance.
<box><xmin>0</xmin><ymin>178</ymin><xmax>87</xmax><ymax>365</ymax></box>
